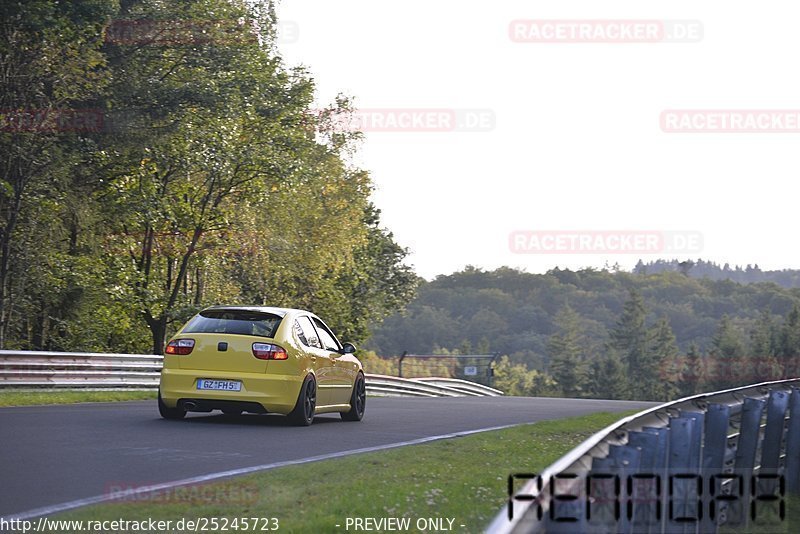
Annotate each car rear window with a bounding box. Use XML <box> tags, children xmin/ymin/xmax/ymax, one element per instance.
<box><xmin>182</xmin><ymin>310</ymin><xmax>282</xmax><ymax>338</ymax></box>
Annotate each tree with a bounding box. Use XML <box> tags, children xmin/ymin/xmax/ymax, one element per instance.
<box><xmin>749</xmin><ymin>310</ymin><xmax>781</xmax><ymax>382</ymax></box>
<box><xmin>493</xmin><ymin>356</ymin><xmax>555</xmax><ymax>397</ymax></box>
<box><xmin>0</xmin><ymin>0</ymin><xmax>113</xmax><ymax>346</ymax></box>
<box><xmin>327</xmin><ymin>204</ymin><xmax>418</xmax><ymax>343</ymax></box>
<box><xmin>708</xmin><ymin>315</ymin><xmax>745</xmax><ymax>389</ymax></box>
<box><xmin>547</xmin><ymin>305</ymin><xmax>587</xmax><ymax>397</ymax></box>
<box><xmin>587</xmin><ymin>352</ymin><xmax>629</xmax><ymax>400</ymax></box>
<box><xmin>679</xmin><ymin>343</ymin><xmax>705</xmax><ymax>396</ymax></box>
<box><xmin>779</xmin><ymin>305</ymin><xmax>800</xmax><ymax>378</ymax></box>
<box><xmin>646</xmin><ymin>317</ymin><xmax>680</xmax><ymax>400</ymax></box>
<box><xmin>610</xmin><ymin>289</ymin><xmax>653</xmax><ymax>399</ymax></box>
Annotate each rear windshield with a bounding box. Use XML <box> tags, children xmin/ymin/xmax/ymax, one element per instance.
<box><xmin>182</xmin><ymin>310</ymin><xmax>282</xmax><ymax>338</ymax></box>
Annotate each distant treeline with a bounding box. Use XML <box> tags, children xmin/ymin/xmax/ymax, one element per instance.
<box><xmin>367</xmin><ymin>266</ymin><xmax>800</xmax><ymax>400</ymax></box>
<box><xmin>634</xmin><ymin>259</ymin><xmax>800</xmax><ymax>288</ymax></box>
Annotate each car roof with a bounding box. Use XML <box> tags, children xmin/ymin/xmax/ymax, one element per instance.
<box><xmin>201</xmin><ymin>305</ymin><xmax>313</xmax><ymax>318</ymax></box>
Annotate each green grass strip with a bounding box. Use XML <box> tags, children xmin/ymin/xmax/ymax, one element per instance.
<box><xmin>0</xmin><ymin>390</ymin><xmax>155</xmax><ymax>407</ymax></box>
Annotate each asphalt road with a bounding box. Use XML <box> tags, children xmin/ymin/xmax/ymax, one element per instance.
<box><xmin>0</xmin><ymin>396</ymin><xmax>655</xmax><ymax>518</ymax></box>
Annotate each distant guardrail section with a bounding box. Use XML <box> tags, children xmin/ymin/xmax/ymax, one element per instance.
<box><xmin>0</xmin><ymin>350</ymin><xmax>502</xmax><ymax>397</ymax></box>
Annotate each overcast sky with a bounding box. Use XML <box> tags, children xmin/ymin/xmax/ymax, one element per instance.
<box><xmin>275</xmin><ymin>1</ymin><xmax>800</xmax><ymax>279</ymax></box>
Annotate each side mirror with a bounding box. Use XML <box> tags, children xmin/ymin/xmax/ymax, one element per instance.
<box><xmin>341</xmin><ymin>342</ymin><xmax>357</xmax><ymax>354</ymax></box>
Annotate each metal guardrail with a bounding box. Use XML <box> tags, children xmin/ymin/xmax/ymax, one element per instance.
<box><xmin>0</xmin><ymin>351</ymin><xmax>163</xmax><ymax>388</ymax></box>
<box><xmin>413</xmin><ymin>377</ymin><xmax>504</xmax><ymax>397</ymax></box>
<box><xmin>488</xmin><ymin>378</ymin><xmax>800</xmax><ymax>534</ymax></box>
<box><xmin>0</xmin><ymin>351</ymin><xmax>501</xmax><ymax>397</ymax></box>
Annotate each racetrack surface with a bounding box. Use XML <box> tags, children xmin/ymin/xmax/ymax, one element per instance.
<box><xmin>0</xmin><ymin>396</ymin><xmax>655</xmax><ymax>518</ymax></box>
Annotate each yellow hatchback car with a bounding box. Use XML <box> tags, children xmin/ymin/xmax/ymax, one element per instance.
<box><xmin>158</xmin><ymin>306</ymin><xmax>365</xmax><ymax>426</ymax></box>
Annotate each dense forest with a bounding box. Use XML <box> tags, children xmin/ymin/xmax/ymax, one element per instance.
<box><xmin>0</xmin><ymin>0</ymin><xmax>417</xmax><ymax>354</ymax></box>
<box><xmin>366</xmin><ymin>266</ymin><xmax>800</xmax><ymax>400</ymax></box>
<box><xmin>634</xmin><ymin>259</ymin><xmax>800</xmax><ymax>287</ymax></box>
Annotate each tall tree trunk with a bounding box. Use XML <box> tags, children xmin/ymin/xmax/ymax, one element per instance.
<box><xmin>32</xmin><ymin>307</ymin><xmax>47</xmax><ymax>350</ymax></box>
<box><xmin>194</xmin><ymin>267</ymin><xmax>203</xmax><ymax>306</ymax></box>
<box><xmin>146</xmin><ymin>314</ymin><xmax>168</xmax><ymax>355</ymax></box>
<box><xmin>0</xmin><ymin>180</ymin><xmax>25</xmax><ymax>349</ymax></box>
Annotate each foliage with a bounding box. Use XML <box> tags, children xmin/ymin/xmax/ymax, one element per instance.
<box><xmin>707</xmin><ymin>315</ymin><xmax>746</xmax><ymax>390</ymax></box>
<box><xmin>547</xmin><ymin>305</ymin><xmax>587</xmax><ymax>397</ymax></box>
<box><xmin>586</xmin><ymin>352</ymin><xmax>629</xmax><ymax>400</ymax></box>
<box><xmin>678</xmin><ymin>343</ymin><xmax>706</xmax><ymax>396</ymax></box>
<box><xmin>0</xmin><ymin>389</ymin><xmax>154</xmax><ymax>407</ymax></box>
<box><xmin>635</xmin><ymin>259</ymin><xmax>800</xmax><ymax>288</ymax></box>
<box><xmin>645</xmin><ymin>317</ymin><xmax>680</xmax><ymax>400</ymax></box>
<box><xmin>493</xmin><ymin>355</ymin><xmax>556</xmax><ymax>397</ymax></box>
<box><xmin>357</xmin><ymin>350</ymin><xmax>399</xmax><ymax>376</ymax></box>
<box><xmin>0</xmin><ymin>0</ymin><xmax>416</xmax><ymax>354</ymax></box>
<box><xmin>369</xmin><ymin>266</ymin><xmax>800</xmax><ymax>400</ymax></box>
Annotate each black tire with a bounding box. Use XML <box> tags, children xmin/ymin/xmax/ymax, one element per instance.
<box><xmin>288</xmin><ymin>375</ymin><xmax>316</xmax><ymax>426</ymax></box>
<box><xmin>341</xmin><ymin>373</ymin><xmax>366</xmax><ymax>422</ymax></box>
<box><xmin>158</xmin><ymin>390</ymin><xmax>186</xmax><ymax>420</ymax></box>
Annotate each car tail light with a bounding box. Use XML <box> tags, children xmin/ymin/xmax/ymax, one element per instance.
<box><xmin>165</xmin><ymin>338</ymin><xmax>195</xmax><ymax>355</ymax></box>
<box><xmin>252</xmin><ymin>343</ymin><xmax>288</xmax><ymax>360</ymax></box>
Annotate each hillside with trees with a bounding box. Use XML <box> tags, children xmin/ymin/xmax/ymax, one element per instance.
<box><xmin>367</xmin><ymin>266</ymin><xmax>800</xmax><ymax>400</ymax></box>
<box><xmin>0</xmin><ymin>0</ymin><xmax>417</xmax><ymax>354</ymax></box>
<box><xmin>634</xmin><ymin>259</ymin><xmax>800</xmax><ymax>287</ymax></box>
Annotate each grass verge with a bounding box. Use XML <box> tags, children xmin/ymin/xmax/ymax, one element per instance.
<box><xmin>0</xmin><ymin>389</ymin><xmax>156</xmax><ymax>407</ymax></box>
<box><xmin>56</xmin><ymin>410</ymin><xmax>636</xmax><ymax>533</ymax></box>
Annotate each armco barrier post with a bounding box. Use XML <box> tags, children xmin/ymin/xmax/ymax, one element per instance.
<box><xmin>680</xmin><ymin>410</ymin><xmax>704</xmax><ymax>534</ymax></box>
<box><xmin>733</xmin><ymin>397</ymin><xmax>766</xmax><ymax>529</ymax></box>
<box><xmin>702</xmin><ymin>403</ymin><xmax>730</xmax><ymax>533</ymax></box>
<box><xmin>665</xmin><ymin>415</ymin><xmax>701</xmax><ymax>534</ymax></box>
<box><xmin>785</xmin><ymin>388</ymin><xmax>800</xmax><ymax>494</ymax></box>
<box><xmin>761</xmin><ymin>390</ymin><xmax>790</xmax><ymax>473</ymax></box>
<box><xmin>757</xmin><ymin>390</ymin><xmax>790</xmax><ymax>527</ymax></box>
<box><xmin>617</xmin><ymin>444</ymin><xmax>645</xmax><ymax>534</ymax></box>
<box><xmin>643</xmin><ymin>426</ymin><xmax>670</xmax><ymax>534</ymax></box>
<box><xmin>627</xmin><ymin>431</ymin><xmax>661</xmax><ymax>533</ymax></box>
<box><xmin>587</xmin><ymin>456</ymin><xmax>619</xmax><ymax>533</ymax></box>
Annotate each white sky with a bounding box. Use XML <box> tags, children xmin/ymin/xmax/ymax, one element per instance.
<box><xmin>275</xmin><ymin>1</ymin><xmax>800</xmax><ymax>280</ymax></box>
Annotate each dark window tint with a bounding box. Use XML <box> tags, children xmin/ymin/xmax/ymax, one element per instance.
<box><xmin>294</xmin><ymin>320</ymin><xmax>308</xmax><ymax>346</ymax></box>
<box><xmin>297</xmin><ymin>316</ymin><xmax>321</xmax><ymax>349</ymax></box>
<box><xmin>183</xmin><ymin>310</ymin><xmax>282</xmax><ymax>338</ymax></box>
<box><xmin>312</xmin><ymin>317</ymin><xmax>340</xmax><ymax>351</ymax></box>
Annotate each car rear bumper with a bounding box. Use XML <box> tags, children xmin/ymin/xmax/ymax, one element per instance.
<box><xmin>159</xmin><ymin>368</ymin><xmax>303</xmax><ymax>414</ymax></box>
